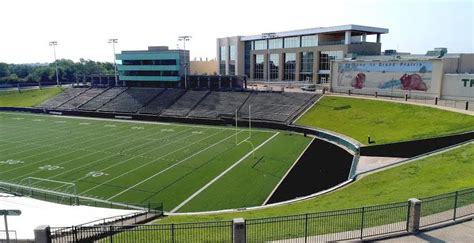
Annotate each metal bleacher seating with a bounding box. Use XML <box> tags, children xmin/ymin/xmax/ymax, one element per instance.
<box><xmin>188</xmin><ymin>91</ymin><xmax>250</xmax><ymax>119</ymax></box>
<box><xmin>58</xmin><ymin>88</ymin><xmax>108</xmax><ymax>110</ymax></box>
<box><xmin>37</xmin><ymin>88</ymin><xmax>88</xmax><ymax>109</ymax></box>
<box><xmin>138</xmin><ymin>89</ymin><xmax>186</xmax><ymax>115</ymax></box>
<box><xmin>238</xmin><ymin>92</ymin><xmax>317</xmax><ymax>123</ymax></box>
<box><xmin>79</xmin><ymin>87</ymin><xmax>127</xmax><ymax>111</ymax></box>
<box><xmin>99</xmin><ymin>88</ymin><xmax>164</xmax><ymax>113</ymax></box>
<box><xmin>161</xmin><ymin>90</ymin><xmax>209</xmax><ymax>117</ymax></box>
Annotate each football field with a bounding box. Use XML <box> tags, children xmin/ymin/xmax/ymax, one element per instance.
<box><xmin>0</xmin><ymin>112</ymin><xmax>311</xmax><ymax>212</ymax></box>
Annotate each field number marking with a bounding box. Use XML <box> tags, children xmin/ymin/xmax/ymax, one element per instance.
<box><xmin>33</xmin><ymin>119</ymin><xmax>44</xmax><ymax>122</ymax></box>
<box><xmin>192</xmin><ymin>131</ymin><xmax>204</xmax><ymax>134</ymax></box>
<box><xmin>86</xmin><ymin>171</ymin><xmax>109</xmax><ymax>177</ymax></box>
<box><xmin>0</xmin><ymin>159</ymin><xmax>24</xmax><ymax>165</ymax></box>
<box><xmin>39</xmin><ymin>165</ymin><xmax>64</xmax><ymax>171</ymax></box>
<box><xmin>105</xmin><ymin>124</ymin><xmax>116</xmax><ymax>128</ymax></box>
<box><xmin>131</xmin><ymin>126</ymin><xmax>144</xmax><ymax>130</ymax></box>
<box><xmin>79</xmin><ymin>122</ymin><xmax>90</xmax><ymax>125</ymax></box>
<box><xmin>55</xmin><ymin>121</ymin><xmax>67</xmax><ymax>123</ymax></box>
<box><xmin>161</xmin><ymin>129</ymin><xmax>174</xmax><ymax>132</ymax></box>
<box><xmin>12</xmin><ymin>117</ymin><xmax>24</xmax><ymax>120</ymax></box>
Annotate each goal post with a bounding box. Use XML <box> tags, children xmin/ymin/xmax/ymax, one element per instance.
<box><xmin>235</xmin><ymin>105</ymin><xmax>256</xmax><ymax>159</ymax></box>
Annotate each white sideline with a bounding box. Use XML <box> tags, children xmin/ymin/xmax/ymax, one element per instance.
<box><xmin>106</xmin><ymin>130</ymin><xmax>244</xmax><ymax>200</ymax></box>
<box><xmin>170</xmin><ymin>132</ymin><xmax>280</xmax><ymax>213</ymax></box>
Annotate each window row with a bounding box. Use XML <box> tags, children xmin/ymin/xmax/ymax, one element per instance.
<box><xmin>122</xmin><ymin>60</ymin><xmax>177</xmax><ymax>65</ymax></box>
<box><xmin>122</xmin><ymin>71</ymin><xmax>179</xmax><ymax>77</ymax></box>
<box><xmin>252</xmin><ymin>35</ymin><xmax>319</xmax><ymax>50</ymax></box>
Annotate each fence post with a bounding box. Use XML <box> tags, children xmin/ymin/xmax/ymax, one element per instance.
<box><xmin>435</xmin><ymin>97</ymin><xmax>438</xmax><ymax>105</ymax></box>
<box><xmin>348</xmin><ymin>90</ymin><xmax>351</xmax><ymax>95</ymax></box>
<box><xmin>407</xmin><ymin>198</ymin><xmax>422</xmax><ymax>233</ymax></box>
<box><xmin>304</xmin><ymin>213</ymin><xmax>309</xmax><ymax>243</ymax></box>
<box><xmin>109</xmin><ymin>226</ymin><xmax>113</xmax><ymax>243</ymax></box>
<box><xmin>453</xmin><ymin>191</ymin><xmax>459</xmax><ymax>220</ymax></box>
<box><xmin>466</xmin><ymin>101</ymin><xmax>469</xmax><ymax>111</ymax></box>
<box><xmin>233</xmin><ymin>218</ymin><xmax>246</xmax><ymax>243</ymax></box>
<box><xmin>171</xmin><ymin>223</ymin><xmax>175</xmax><ymax>243</ymax></box>
<box><xmin>375</xmin><ymin>91</ymin><xmax>378</xmax><ymax>98</ymax></box>
<box><xmin>34</xmin><ymin>225</ymin><xmax>51</xmax><ymax>243</ymax></box>
<box><xmin>405</xmin><ymin>94</ymin><xmax>408</xmax><ymax>101</ymax></box>
<box><xmin>360</xmin><ymin>207</ymin><xmax>365</xmax><ymax>239</ymax></box>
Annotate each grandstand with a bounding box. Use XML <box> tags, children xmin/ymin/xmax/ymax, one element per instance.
<box><xmin>38</xmin><ymin>87</ymin><xmax>319</xmax><ymax>124</ymax></box>
<box><xmin>99</xmin><ymin>88</ymin><xmax>163</xmax><ymax>113</ymax></box>
<box><xmin>138</xmin><ymin>88</ymin><xmax>185</xmax><ymax>115</ymax></box>
<box><xmin>79</xmin><ymin>87</ymin><xmax>127</xmax><ymax>111</ymax></box>
<box><xmin>189</xmin><ymin>91</ymin><xmax>250</xmax><ymax>118</ymax></box>
<box><xmin>161</xmin><ymin>90</ymin><xmax>209</xmax><ymax>117</ymax></box>
<box><xmin>58</xmin><ymin>88</ymin><xmax>106</xmax><ymax>110</ymax></box>
<box><xmin>37</xmin><ymin>88</ymin><xmax>88</xmax><ymax>109</ymax></box>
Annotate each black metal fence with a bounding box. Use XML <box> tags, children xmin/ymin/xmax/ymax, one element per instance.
<box><xmin>51</xmin><ymin>220</ymin><xmax>233</xmax><ymax>243</ymax></box>
<box><xmin>45</xmin><ymin>188</ymin><xmax>474</xmax><ymax>242</ymax></box>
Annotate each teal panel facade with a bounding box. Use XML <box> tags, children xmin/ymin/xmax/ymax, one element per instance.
<box><xmin>116</xmin><ymin>47</ymin><xmax>189</xmax><ymax>83</ymax></box>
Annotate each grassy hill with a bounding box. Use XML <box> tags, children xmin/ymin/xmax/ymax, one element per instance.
<box><xmin>296</xmin><ymin>96</ymin><xmax>474</xmax><ymax>145</ymax></box>
<box><xmin>0</xmin><ymin>87</ymin><xmax>63</xmax><ymax>107</ymax></box>
<box><xmin>156</xmin><ymin>142</ymin><xmax>473</xmax><ymax>223</ymax></box>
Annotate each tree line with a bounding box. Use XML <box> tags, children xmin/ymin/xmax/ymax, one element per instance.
<box><xmin>0</xmin><ymin>59</ymin><xmax>115</xmax><ymax>83</ymax></box>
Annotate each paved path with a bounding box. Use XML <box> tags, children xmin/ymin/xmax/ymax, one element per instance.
<box><xmin>380</xmin><ymin>220</ymin><xmax>474</xmax><ymax>242</ymax></box>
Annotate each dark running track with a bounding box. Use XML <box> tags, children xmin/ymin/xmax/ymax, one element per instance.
<box><xmin>267</xmin><ymin>139</ymin><xmax>354</xmax><ymax>204</ymax></box>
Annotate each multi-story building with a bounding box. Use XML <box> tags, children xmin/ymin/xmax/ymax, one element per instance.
<box><xmin>216</xmin><ymin>25</ymin><xmax>388</xmax><ymax>83</ymax></box>
<box><xmin>116</xmin><ymin>46</ymin><xmax>189</xmax><ymax>87</ymax></box>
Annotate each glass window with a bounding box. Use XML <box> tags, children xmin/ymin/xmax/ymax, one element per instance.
<box><xmin>254</xmin><ymin>40</ymin><xmax>267</xmax><ymax>50</ymax></box>
<box><xmin>269</xmin><ymin>38</ymin><xmax>283</xmax><ymax>49</ymax></box>
<box><xmin>229</xmin><ymin>45</ymin><xmax>236</xmax><ymax>61</ymax></box>
<box><xmin>220</xmin><ymin>46</ymin><xmax>226</xmax><ymax>74</ymax></box>
<box><xmin>319</xmin><ymin>51</ymin><xmax>343</xmax><ymax>70</ymax></box>
<box><xmin>300</xmin><ymin>52</ymin><xmax>313</xmax><ymax>82</ymax></box>
<box><xmin>301</xmin><ymin>35</ymin><xmax>318</xmax><ymax>47</ymax></box>
<box><xmin>254</xmin><ymin>54</ymin><xmax>264</xmax><ymax>80</ymax></box>
<box><xmin>284</xmin><ymin>37</ymin><xmax>300</xmax><ymax>48</ymax></box>
<box><xmin>284</xmin><ymin>53</ymin><xmax>296</xmax><ymax>81</ymax></box>
<box><xmin>244</xmin><ymin>42</ymin><xmax>252</xmax><ymax>77</ymax></box>
<box><xmin>270</xmin><ymin>54</ymin><xmax>279</xmax><ymax>80</ymax></box>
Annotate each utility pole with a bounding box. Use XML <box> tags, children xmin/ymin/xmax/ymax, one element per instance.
<box><xmin>178</xmin><ymin>36</ymin><xmax>192</xmax><ymax>89</ymax></box>
<box><xmin>49</xmin><ymin>41</ymin><xmax>60</xmax><ymax>86</ymax></box>
<box><xmin>108</xmin><ymin>38</ymin><xmax>119</xmax><ymax>86</ymax></box>
<box><xmin>261</xmin><ymin>32</ymin><xmax>277</xmax><ymax>91</ymax></box>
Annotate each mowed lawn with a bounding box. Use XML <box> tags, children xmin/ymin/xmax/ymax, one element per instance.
<box><xmin>157</xmin><ymin>142</ymin><xmax>474</xmax><ymax>224</ymax></box>
<box><xmin>296</xmin><ymin>96</ymin><xmax>474</xmax><ymax>145</ymax></box>
<box><xmin>0</xmin><ymin>87</ymin><xmax>63</xmax><ymax>107</ymax></box>
<box><xmin>0</xmin><ymin>112</ymin><xmax>311</xmax><ymax>211</ymax></box>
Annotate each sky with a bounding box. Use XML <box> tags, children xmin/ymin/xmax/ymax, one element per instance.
<box><xmin>0</xmin><ymin>0</ymin><xmax>473</xmax><ymax>64</ymax></box>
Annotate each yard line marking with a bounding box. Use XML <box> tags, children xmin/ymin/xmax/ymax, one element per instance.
<box><xmin>79</xmin><ymin>122</ymin><xmax>90</xmax><ymax>125</ymax></box>
<box><xmin>8</xmin><ymin>124</ymin><xmax>183</xmax><ymax>181</ymax></box>
<box><xmin>0</xmin><ymin>123</ymin><xmax>154</xmax><ymax>176</ymax></box>
<box><xmin>79</xmin><ymin>128</ymin><xmax>223</xmax><ymax>196</ymax></box>
<box><xmin>170</xmin><ymin>132</ymin><xmax>280</xmax><ymax>213</ymax></box>
<box><xmin>43</xmin><ymin>127</ymin><xmax>195</xmax><ymax>184</ymax></box>
<box><xmin>106</xmin><ymin>130</ymin><xmax>243</xmax><ymax>201</ymax></box>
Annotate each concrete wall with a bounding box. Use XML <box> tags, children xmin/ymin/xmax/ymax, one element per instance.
<box><xmin>458</xmin><ymin>54</ymin><xmax>474</xmax><ymax>73</ymax></box>
<box><xmin>190</xmin><ymin>60</ymin><xmax>218</xmax><ymax>75</ymax></box>
<box><xmin>441</xmin><ymin>74</ymin><xmax>474</xmax><ymax>100</ymax></box>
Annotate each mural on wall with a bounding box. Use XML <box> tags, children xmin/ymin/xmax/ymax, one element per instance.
<box><xmin>336</xmin><ymin>61</ymin><xmax>433</xmax><ymax>92</ymax></box>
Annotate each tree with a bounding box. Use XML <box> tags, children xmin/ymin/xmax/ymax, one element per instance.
<box><xmin>0</xmin><ymin>63</ymin><xmax>10</xmax><ymax>78</ymax></box>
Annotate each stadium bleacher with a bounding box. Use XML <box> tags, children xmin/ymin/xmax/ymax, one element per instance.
<box><xmin>161</xmin><ymin>90</ymin><xmax>210</xmax><ymax>117</ymax></box>
<box><xmin>99</xmin><ymin>88</ymin><xmax>164</xmax><ymax>113</ymax></box>
<box><xmin>58</xmin><ymin>88</ymin><xmax>107</xmax><ymax>110</ymax></box>
<box><xmin>37</xmin><ymin>88</ymin><xmax>88</xmax><ymax>109</ymax></box>
<box><xmin>188</xmin><ymin>91</ymin><xmax>250</xmax><ymax>118</ymax></box>
<box><xmin>138</xmin><ymin>89</ymin><xmax>186</xmax><ymax>115</ymax></box>
<box><xmin>79</xmin><ymin>87</ymin><xmax>127</xmax><ymax>111</ymax></box>
<box><xmin>39</xmin><ymin>87</ymin><xmax>319</xmax><ymax>123</ymax></box>
<box><xmin>238</xmin><ymin>92</ymin><xmax>318</xmax><ymax>123</ymax></box>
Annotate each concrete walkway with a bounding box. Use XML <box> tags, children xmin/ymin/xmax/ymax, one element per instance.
<box><xmin>380</xmin><ymin>220</ymin><xmax>474</xmax><ymax>242</ymax></box>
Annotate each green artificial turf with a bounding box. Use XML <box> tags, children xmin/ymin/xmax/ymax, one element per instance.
<box><xmin>296</xmin><ymin>96</ymin><xmax>474</xmax><ymax>145</ymax></box>
<box><xmin>157</xmin><ymin>143</ymin><xmax>474</xmax><ymax>223</ymax></box>
<box><xmin>0</xmin><ymin>112</ymin><xmax>311</xmax><ymax>211</ymax></box>
<box><xmin>0</xmin><ymin>87</ymin><xmax>63</xmax><ymax>107</ymax></box>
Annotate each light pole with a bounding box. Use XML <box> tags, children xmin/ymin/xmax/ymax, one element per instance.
<box><xmin>108</xmin><ymin>38</ymin><xmax>119</xmax><ymax>87</ymax></box>
<box><xmin>178</xmin><ymin>35</ymin><xmax>191</xmax><ymax>89</ymax></box>
<box><xmin>261</xmin><ymin>32</ymin><xmax>276</xmax><ymax>91</ymax></box>
<box><xmin>49</xmin><ymin>41</ymin><xmax>60</xmax><ymax>86</ymax></box>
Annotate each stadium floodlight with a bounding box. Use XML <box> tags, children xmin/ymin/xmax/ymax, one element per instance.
<box><xmin>261</xmin><ymin>32</ymin><xmax>277</xmax><ymax>91</ymax></box>
<box><xmin>108</xmin><ymin>38</ymin><xmax>119</xmax><ymax>87</ymax></box>
<box><xmin>49</xmin><ymin>41</ymin><xmax>60</xmax><ymax>87</ymax></box>
<box><xmin>178</xmin><ymin>35</ymin><xmax>192</xmax><ymax>89</ymax></box>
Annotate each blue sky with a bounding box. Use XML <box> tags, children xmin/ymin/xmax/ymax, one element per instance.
<box><xmin>0</xmin><ymin>0</ymin><xmax>472</xmax><ymax>63</ymax></box>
